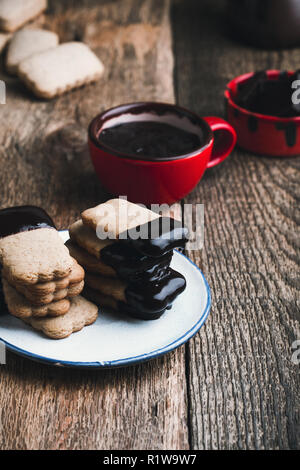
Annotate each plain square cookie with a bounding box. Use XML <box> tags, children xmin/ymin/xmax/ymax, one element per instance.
<box><xmin>23</xmin><ymin>295</ymin><xmax>98</xmax><ymax>339</ymax></box>
<box><xmin>85</xmin><ymin>272</ymin><xmax>126</xmax><ymax>303</ymax></box>
<box><xmin>81</xmin><ymin>199</ymin><xmax>160</xmax><ymax>239</ymax></box>
<box><xmin>69</xmin><ymin>219</ymin><xmax>113</xmax><ymax>259</ymax></box>
<box><xmin>18</xmin><ymin>42</ymin><xmax>104</xmax><ymax>99</ymax></box>
<box><xmin>0</xmin><ymin>0</ymin><xmax>47</xmax><ymax>33</ymax></box>
<box><xmin>6</xmin><ymin>28</ymin><xmax>58</xmax><ymax>74</ymax></box>
<box><xmin>0</xmin><ymin>227</ymin><xmax>73</xmax><ymax>285</ymax></box>
<box><xmin>83</xmin><ymin>286</ymin><xmax>118</xmax><ymax>312</ymax></box>
<box><xmin>66</xmin><ymin>240</ymin><xmax>116</xmax><ymax>278</ymax></box>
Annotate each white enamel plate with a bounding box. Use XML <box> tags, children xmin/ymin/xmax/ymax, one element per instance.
<box><xmin>0</xmin><ymin>231</ymin><xmax>211</xmax><ymax>368</ymax></box>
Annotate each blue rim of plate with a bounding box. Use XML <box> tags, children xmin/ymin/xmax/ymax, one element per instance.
<box><xmin>0</xmin><ymin>247</ymin><xmax>211</xmax><ymax>369</ymax></box>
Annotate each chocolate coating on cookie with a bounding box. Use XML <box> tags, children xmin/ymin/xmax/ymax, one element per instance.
<box><xmin>0</xmin><ymin>206</ymin><xmax>55</xmax><ymax>238</ymax></box>
<box><xmin>101</xmin><ymin>242</ymin><xmax>172</xmax><ymax>282</ymax></box>
<box><xmin>118</xmin><ymin>217</ymin><xmax>189</xmax><ymax>257</ymax></box>
<box><xmin>120</xmin><ymin>268</ymin><xmax>187</xmax><ymax>320</ymax></box>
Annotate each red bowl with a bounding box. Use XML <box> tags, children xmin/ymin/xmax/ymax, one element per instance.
<box><xmin>88</xmin><ymin>102</ymin><xmax>236</xmax><ymax>205</ymax></box>
<box><xmin>225</xmin><ymin>70</ymin><xmax>300</xmax><ymax>157</ymax></box>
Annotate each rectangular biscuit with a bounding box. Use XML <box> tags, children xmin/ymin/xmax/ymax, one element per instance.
<box><xmin>18</xmin><ymin>42</ymin><xmax>104</xmax><ymax>99</ymax></box>
<box><xmin>0</xmin><ymin>227</ymin><xmax>73</xmax><ymax>285</ymax></box>
<box><xmin>3</xmin><ymin>279</ymin><xmax>71</xmax><ymax>318</ymax></box>
<box><xmin>66</xmin><ymin>240</ymin><xmax>116</xmax><ymax>278</ymax></box>
<box><xmin>23</xmin><ymin>295</ymin><xmax>98</xmax><ymax>339</ymax></box>
<box><xmin>81</xmin><ymin>198</ymin><xmax>160</xmax><ymax>239</ymax></box>
<box><xmin>6</xmin><ymin>28</ymin><xmax>59</xmax><ymax>74</ymax></box>
<box><xmin>83</xmin><ymin>286</ymin><xmax>118</xmax><ymax>312</ymax></box>
<box><xmin>0</xmin><ymin>0</ymin><xmax>47</xmax><ymax>33</ymax></box>
<box><xmin>69</xmin><ymin>220</ymin><xmax>113</xmax><ymax>259</ymax></box>
<box><xmin>85</xmin><ymin>273</ymin><xmax>127</xmax><ymax>303</ymax></box>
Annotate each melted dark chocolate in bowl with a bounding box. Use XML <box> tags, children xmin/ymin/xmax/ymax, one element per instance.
<box><xmin>235</xmin><ymin>70</ymin><xmax>300</xmax><ymax>117</ymax></box>
<box><xmin>120</xmin><ymin>268</ymin><xmax>187</xmax><ymax>320</ymax></box>
<box><xmin>99</xmin><ymin>121</ymin><xmax>202</xmax><ymax>160</ymax></box>
<box><xmin>0</xmin><ymin>205</ymin><xmax>55</xmax><ymax>238</ymax></box>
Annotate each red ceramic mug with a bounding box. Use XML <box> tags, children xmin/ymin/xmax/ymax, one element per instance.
<box><xmin>88</xmin><ymin>102</ymin><xmax>237</xmax><ymax>205</ymax></box>
<box><xmin>225</xmin><ymin>70</ymin><xmax>300</xmax><ymax>157</ymax></box>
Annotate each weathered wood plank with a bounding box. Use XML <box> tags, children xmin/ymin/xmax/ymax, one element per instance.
<box><xmin>172</xmin><ymin>0</ymin><xmax>300</xmax><ymax>450</ymax></box>
<box><xmin>0</xmin><ymin>0</ymin><xmax>189</xmax><ymax>450</ymax></box>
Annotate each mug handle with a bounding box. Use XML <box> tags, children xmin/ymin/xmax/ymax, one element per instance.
<box><xmin>203</xmin><ymin>116</ymin><xmax>237</xmax><ymax>168</ymax></box>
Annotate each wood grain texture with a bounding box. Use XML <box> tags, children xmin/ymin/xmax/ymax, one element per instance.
<box><xmin>0</xmin><ymin>0</ymin><xmax>299</xmax><ymax>451</ymax></box>
<box><xmin>172</xmin><ymin>0</ymin><xmax>300</xmax><ymax>450</ymax></box>
<box><xmin>0</xmin><ymin>0</ymin><xmax>189</xmax><ymax>450</ymax></box>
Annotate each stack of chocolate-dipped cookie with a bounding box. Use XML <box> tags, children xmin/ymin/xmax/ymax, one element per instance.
<box><xmin>67</xmin><ymin>199</ymin><xmax>189</xmax><ymax>320</ymax></box>
<box><xmin>0</xmin><ymin>206</ymin><xmax>98</xmax><ymax>339</ymax></box>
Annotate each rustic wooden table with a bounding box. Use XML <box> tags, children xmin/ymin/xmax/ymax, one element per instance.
<box><xmin>0</xmin><ymin>0</ymin><xmax>299</xmax><ymax>450</ymax></box>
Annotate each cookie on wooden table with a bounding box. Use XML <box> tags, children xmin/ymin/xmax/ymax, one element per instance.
<box><xmin>23</xmin><ymin>295</ymin><xmax>98</xmax><ymax>339</ymax></box>
<box><xmin>18</xmin><ymin>42</ymin><xmax>104</xmax><ymax>99</ymax></box>
<box><xmin>2</xmin><ymin>279</ymin><xmax>71</xmax><ymax>318</ymax></box>
<box><xmin>6</xmin><ymin>28</ymin><xmax>59</xmax><ymax>74</ymax></box>
<box><xmin>0</xmin><ymin>0</ymin><xmax>47</xmax><ymax>33</ymax></box>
